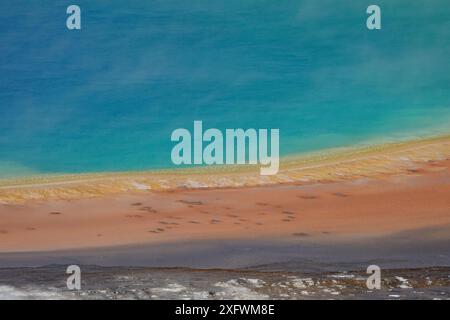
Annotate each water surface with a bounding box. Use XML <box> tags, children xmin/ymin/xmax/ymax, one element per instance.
<box><xmin>1</xmin><ymin>0</ymin><xmax>450</xmax><ymax>178</ymax></box>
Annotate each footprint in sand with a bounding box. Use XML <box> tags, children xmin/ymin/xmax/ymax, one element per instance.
<box><xmin>148</xmin><ymin>228</ymin><xmax>165</xmax><ymax>233</ymax></box>
<box><xmin>139</xmin><ymin>206</ymin><xmax>157</xmax><ymax>213</ymax></box>
<box><xmin>178</xmin><ymin>200</ymin><xmax>203</xmax><ymax>206</ymax></box>
<box><xmin>292</xmin><ymin>232</ymin><xmax>310</xmax><ymax>237</ymax></box>
<box><xmin>298</xmin><ymin>195</ymin><xmax>317</xmax><ymax>200</ymax></box>
<box><xmin>256</xmin><ymin>202</ymin><xmax>269</xmax><ymax>206</ymax></box>
<box><xmin>332</xmin><ymin>192</ymin><xmax>349</xmax><ymax>198</ymax></box>
<box><xmin>125</xmin><ymin>214</ymin><xmax>144</xmax><ymax>218</ymax></box>
<box><xmin>282</xmin><ymin>211</ymin><xmax>296</xmax><ymax>220</ymax></box>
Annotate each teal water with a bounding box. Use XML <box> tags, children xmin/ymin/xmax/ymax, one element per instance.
<box><xmin>1</xmin><ymin>0</ymin><xmax>450</xmax><ymax>178</ymax></box>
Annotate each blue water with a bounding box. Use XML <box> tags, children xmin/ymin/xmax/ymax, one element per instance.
<box><xmin>1</xmin><ymin>0</ymin><xmax>450</xmax><ymax>178</ymax></box>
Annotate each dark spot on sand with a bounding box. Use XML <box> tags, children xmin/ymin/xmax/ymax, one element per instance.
<box><xmin>49</xmin><ymin>212</ymin><xmax>62</xmax><ymax>215</ymax></box>
<box><xmin>332</xmin><ymin>192</ymin><xmax>349</xmax><ymax>198</ymax></box>
<box><xmin>282</xmin><ymin>219</ymin><xmax>292</xmax><ymax>222</ymax></box>
<box><xmin>97</xmin><ymin>234</ymin><xmax>102</xmax><ymax>237</ymax></box>
<box><xmin>158</xmin><ymin>221</ymin><xmax>170</xmax><ymax>225</ymax></box>
<box><xmin>200</xmin><ymin>210</ymin><xmax>209</xmax><ymax>214</ymax></box>
<box><xmin>322</xmin><ymin>231</ymin><xmax>331</xmax><ymax>235</ymax></box>
<box><xmin>256</xmin><ymin>202</ymin><xmax>269</xmax><ymax>206</ymax></box>
<box><xmin>282</xmin><ymin>211</ymin><xmax>295</xmax><ymax>215</ymax></box>
<box><xmin>0</xmin><ymin>230</ymin><xmax>8</xmax><ymax>234</ymax></box>
<box><xmin>298</xmin><ymin>195</ymin><xmax>317</xmax><ymax>200</ymax></box>
<box><xmin>226</xmin><ymin>214</ymin><xmax>238</xmax><ymax>218</ymax></box>
<box><xmin>139</xmin><ymin>206</ymin><xmax>157</xmax><ymax>213</ymax></box>
<box><xmin>156</xmin><ymin>228</ymin><xmax>165</xmax><ymax>232</ymax></box>
<box><xmin>210</xmin><ymin>219</ymin><xmax>221</xmax><ymax>224</ymax></box>
<box><xmin>26</xmin><ymin>227</ymin><xmax>36</xmax><ymax>231</ymax></box>
<box><xmin>126</xmin><ymin>214</ymin><xmax>143</xmax><ymax>218</ymax></box>
<box><xmin>255</xmin><ymin>222</ymin><xmax>263</xmax><ymax>226</ymax></box>
<box><xmin>188</xmin><ymin>221</ymin><xmax>200</xmax><ymax>224</ymax></box>
<box><xmin>131</xmin><ymin>202</ymin><xmax>142</xmax><ymax>206</ymax></box>
<box><xmin>293</xmin><ymin>232</ymin><xmax>310</xmax><ymax>237</ymax></box>
<box><xmin>178</xmin><ymin>200</ymin><xmax>203</xmax><ymax>206</ymax></box>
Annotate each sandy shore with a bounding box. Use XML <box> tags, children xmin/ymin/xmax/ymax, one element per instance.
<box><xmin>0</xmin><ymin>136</ymin><xmax>449</xmax><ymax>253</ymax></box>
<box><xmin>1</xmin><ymin>135</ymin><xmax>449</xmax><ymax>203</ymax></box>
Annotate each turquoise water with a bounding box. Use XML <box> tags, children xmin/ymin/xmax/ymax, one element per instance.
<box><xmin>1</xmin><ymin>0</ymin><xmax>450</xmax><ymax>178</ymax></box>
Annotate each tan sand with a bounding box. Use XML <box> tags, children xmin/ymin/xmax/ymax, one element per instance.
<box><xmin>0</xmin><ymin>155</ymin><xmax>449</xmax><ymax>253</ymax></box>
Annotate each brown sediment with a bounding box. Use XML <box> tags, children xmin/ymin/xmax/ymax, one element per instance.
<box><xmin>0</xmin><ymin>137</ymin><xmax>449</xmax><ymax>252</ymax></box>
